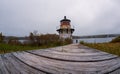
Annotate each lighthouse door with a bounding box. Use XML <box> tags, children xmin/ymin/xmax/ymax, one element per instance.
<box><xmin>76</xmin><ymin>40</ymin><xmax>78</xmax><ymax>43</ymax></box>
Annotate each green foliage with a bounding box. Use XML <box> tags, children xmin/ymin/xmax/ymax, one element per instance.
<box><xmin>0</xmin><ymin>43</ymin><xmax>39</xmax><ymax>54</ymax></box>
<box><xmin>28</xmin><ymin>33</ymin><xmax>72</xmax><ymax>46</ymax></box>
<box><xmin>64</xmin><ymin>38</ymin><xmax>72</xmax><ymax>45</ymax></box>
<box><xmin>0</xmin><ymin>32</ymin><xmax>73</xmax><ymax>54</ymax></box>
<box><xmin>38</xmin><ymin>34</ymin><xmax>60</xmax><ymax>46</ymax></box>
<box><xmin>110</xmin><ymin>36</ymin><xmax>120</xmax><ymax>43</ymax></box>
<box><xmin>0</xmin><ymin>43</ymin><xmax>62</xmax><ymax>54</ymax></box>
<box><xmin>83</xmin><ymin>43</ymin><xmax>120</xmax><ymax>56</ymax></box>
<box><xmin>80</xmin><ymin>41</ymin><xmax>85</xmax><ymax>44</ymax></box>
<box><xmin>0</xmin><ymin>33</ymin><xmax>72</xmax><ymax>54</ymax></box>
<box><xmin>8</xmin><ymin>37</ymin><xmax>21</xmax><ymax>45</ymax></box>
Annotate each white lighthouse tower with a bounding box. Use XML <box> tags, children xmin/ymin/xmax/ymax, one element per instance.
<box><xmin>57</xmin><ymin>16</ymin><xmax>74</xmax><ymax>39</ymax></box>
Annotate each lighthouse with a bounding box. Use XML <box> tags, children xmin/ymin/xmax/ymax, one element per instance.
<box><xmin>57</xmin><ymin>16</ymin><xmax>74</xmax><ymax>39</ymax></box>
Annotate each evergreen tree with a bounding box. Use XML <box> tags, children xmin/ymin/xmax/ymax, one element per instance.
<box><xmin>0</xmin><ymin>32</ymin><xmax>4</xmax><ymax>43</ymax></box>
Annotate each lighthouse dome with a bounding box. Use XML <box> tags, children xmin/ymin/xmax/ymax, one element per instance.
<box><xmin>60</xmin><ymin>16</ymin><xmax>71</xmax><ymax>22</ymax></box>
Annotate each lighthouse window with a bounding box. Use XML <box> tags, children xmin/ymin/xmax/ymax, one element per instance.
<box><xmin>67</xmin><ymin>29</ymin><xmax>68</xmax><ymax>33</ymax></box>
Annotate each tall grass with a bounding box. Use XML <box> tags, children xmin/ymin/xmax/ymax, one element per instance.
<box><xmin>83</xmin><ymin>43</ymin><xmax>120</xmax><ymax>56</ymax></box>
<box><xmin>0</xmin><ymin>43</ymin><xmax>60</xmax><ymax>54</ymax></box>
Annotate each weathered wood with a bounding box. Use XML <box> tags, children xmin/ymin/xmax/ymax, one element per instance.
<box><xmin>27</xmin><ymin>45</ymin><xmax>118</xmax><ymax>62</ymax></box>
<box><xmin>4</xmin><ymin>53</ymin><xmax>46</xmax><ymax>74</ymax></box>
<box><xmin>0</xmin><ymin>44</ymin><xmax>120</xmax><ymax>74</ymax></box>
<box><xmin>27</xmin><ymin>50</ymin><xmax>117</xmax><ymax>62</ymax></box>
<box><xmin>13</xmin><ymin>52</ymin><xmax>60</xmax><ymax>74</ymax></box>
<box><xmin>13</xmin><ymin>51</ymin><xmax>120</xmax><ymax>74</ymax></box>
<box><xmin>0</xmin><ymin>55</ymin><xmax>9</xmax><ymax>74</ymax></box>
<box><xmin>1</xmin><ymin>54</ymin><xmax>20</xmax><ymax>74</ymax></box>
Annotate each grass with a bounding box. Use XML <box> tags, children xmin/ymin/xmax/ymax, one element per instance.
<box><xmin>0</xmin><ymin>43</ymin><xmax>60</xmax><ymax>54</ymax></box>
<box><xmin>83</xmin><ymin>43</ymin><xmax>120</xmax><ymax>56</ymax></box>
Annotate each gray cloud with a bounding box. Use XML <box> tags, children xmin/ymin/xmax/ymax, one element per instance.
<box><xmin>0</xmin><ymin>0</ymin><xmax>120</xmax><ymax>36</ymax></box>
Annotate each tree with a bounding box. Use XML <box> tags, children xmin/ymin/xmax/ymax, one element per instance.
<box><xmin>0</xmin><ymin>32</ymin><xmax>4</xmax><ymax>43</ymax></box>
<box><xmin>8</xmin><ymin>37</ymin><xmax>21</xmax><ymax>45</ymax></box>
<box><xmin>29</xmin><ymin>32</ymin><xmax>36</xmax><ymax>45</ymax></box>
<box><xmin>38</xmin><ymin>34</ymin><xmax>60</xmax><ymax>45</ymax></box>
<box><xmin>29</xmin><ymin>32</ymin><xmax>34</xmax><ymax>41</ymax></box>
<box><xmin>28</xmin><ymin>33</ymin><xmax>72</xmax><ymax>46</ymax></box>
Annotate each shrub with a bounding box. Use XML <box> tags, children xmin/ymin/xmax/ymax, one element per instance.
<box><xmin>8</xmin><ymin>37</ymin><xmax>21</xmax><ymax>45</ymax></box>
<box><xmin>80</xmin><ymin>41</ymin><xmax>85</xmax><ymax>44</ymax></box>
<box><xmin>64</xmin><ymin>38</ymin><xmax>72</xmax><ymax>44</ymax></box>
<box><xmin>110</xmin><ymin>36</ymin><xmax>120</xmax><ymax>43</ymax></box>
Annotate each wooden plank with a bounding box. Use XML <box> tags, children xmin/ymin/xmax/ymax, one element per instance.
<box><xmin>100</xmin><ymin>58</ymin><xmax>120</xmax><ymax>73</ymax></box>
<box><xmin>27</xmin><ymin>50</ymin><xmax>118</xmax><ymax>62</ymax></box>
<box><xmin>29</xmin><ymin>49</ymin><xmax>109</xmax><ymax>56</ymax></box>
<box><xmin>0</xmin><ymin>44</ymin><xmax>120</xmax><ymax>74</ymax></box>
<box><xmin>4</xmin><ymin>53</ymin><xmax>46</xmax><ymax>74</ymax></box>
<box><xmin>1</xmin><ymin>54</ymin><xmax>22</xmax><ymax>74</ymax></box>
<box><xmin>3</xmin><ymin>53</ymin><xmax>27</xmax><ymax>74</ymax></box>
<box><xmin>13</xmin><ymin>52</ymin><xmax>60</xmax><ymax>74</ymax></box>
<box><xmin>0</xmin><ymin>54</ymin><xmax>9</xmax><ymax>74</ymax></box>
<box><xmin>109</xmin><ymin>69</ymin><xmax>120</xmax><ymax>74</ymax></box>
<box><xmin>13</xmin><ymin>51</ymin><xmax>120</xmax><ymax>74</ymax></box>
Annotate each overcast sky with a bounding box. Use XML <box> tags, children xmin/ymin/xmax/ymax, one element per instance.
<box><xmin>0</xmin><ymin>0</ymin><xmax>120</xmax><ymax>36</ymax></box>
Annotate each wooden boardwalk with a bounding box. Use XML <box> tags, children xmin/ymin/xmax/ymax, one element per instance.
<box><xmin>0</xmin><ymin>44</ymin><xmax>120</xmax><ymax>74</ymax></box>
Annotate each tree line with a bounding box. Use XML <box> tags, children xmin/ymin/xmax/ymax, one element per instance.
<box><xmin>0</xmin><ymin>32</ymin><xmax>72</xmax><ymax>46</ymax></box>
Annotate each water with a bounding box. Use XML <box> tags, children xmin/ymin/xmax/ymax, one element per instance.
<box><xmin>73</xmin><ymin>37</ymin><xmax>116</xmax><ymax>43</ymax></box>
<box><xmin>18</xmin><ymin>37</ymin><xmax>117</xmax><ymax>44</ymax></box>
